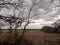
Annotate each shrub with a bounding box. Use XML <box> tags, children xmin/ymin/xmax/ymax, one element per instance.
<box><xmin>41</xmin><ymin>26</ymin><xmax>60</xmax><ymax>33</ymax></box>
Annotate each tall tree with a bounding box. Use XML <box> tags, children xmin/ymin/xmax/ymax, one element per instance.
<box><xmin>0</xmin><ymin>0</ymin><xmax>41</xmax><ymax>45</ymax></box>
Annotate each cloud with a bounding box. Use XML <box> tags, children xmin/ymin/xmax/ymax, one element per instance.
<box><xmin>0</xmin><ymin>0</ymin><xmax>60</xmax><ymax>29</ymax></box>
<box><xmin>24</xmin><ymin>19</ymin><xmax>54</xmax><ymax>29</ymax></box>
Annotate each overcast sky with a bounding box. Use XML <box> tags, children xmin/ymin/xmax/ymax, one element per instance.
<box><xmin>0</xmin><ymin>0</ymin><xmax>60</xmax><ymax>29</ymax></box>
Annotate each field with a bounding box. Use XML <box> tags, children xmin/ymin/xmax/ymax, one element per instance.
<box><xmin>24</xmin><ymin>30</ymin><xmax>60</xmax><ymax>45</ymax></box>
<box><xmin>0</xmin><ymin>29</ymin><xmax>60</xmax><ymax>45</ymax></box>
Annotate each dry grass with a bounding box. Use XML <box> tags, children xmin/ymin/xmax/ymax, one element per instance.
<box><xmin>0</xmin><ymin>29</ymin><xmax>60</xmax><ymax>45</ymax></box>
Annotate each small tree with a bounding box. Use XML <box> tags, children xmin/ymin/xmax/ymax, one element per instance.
<box><xmin>52</xmin><ymin>19</ymin><xmax>60</xmax><ymax>33</ymax></box>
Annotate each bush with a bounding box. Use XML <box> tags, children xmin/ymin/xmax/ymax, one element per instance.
<box><xmin>53</xmin><ymin>26</ymin><xmax>60</xmax><ymax>33</ymax></box>
<box><xmin>40</xmin><ymin>26</ymin><xmax>53</xmax><ymax>33</ymax></box>
<box><xmin>41</xmin><ymin>26</ymin><xmax>60</xmax><ymax>33</ymax></box>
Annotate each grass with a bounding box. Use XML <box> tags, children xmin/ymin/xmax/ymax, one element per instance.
<box><xmin>0</xmin><ymin>29</ymin><xmax>60</xmax><ymax>45</ymax></box>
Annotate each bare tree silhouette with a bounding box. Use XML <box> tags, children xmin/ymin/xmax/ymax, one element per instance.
<box><xmin>0</xmin><ymin>0</ymin><xmax>41</xmax><ymax>45</ymax></box>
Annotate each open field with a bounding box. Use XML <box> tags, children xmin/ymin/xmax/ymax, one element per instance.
<box><xmin>24</xmin><ymin>30</ymin><xmax>60</xmax><ymax>45</ymax></box>
<box><xmin>0</xmin><ymin>29</ymin><xmax>60</xmax><ymax>45</ymax></box>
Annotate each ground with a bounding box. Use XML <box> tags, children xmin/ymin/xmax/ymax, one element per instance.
<box><xmin>0</xmin><ymin>29</ymin><xmax>60</xmax><ymax>45</ymax></box>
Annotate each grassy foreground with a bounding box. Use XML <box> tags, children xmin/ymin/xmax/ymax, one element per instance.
<box><xmin>0</xmin><ymin>29</ymin><xmax>60</xmax><ymax>45</ymax></box>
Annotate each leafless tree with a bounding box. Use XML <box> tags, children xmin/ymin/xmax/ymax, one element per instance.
<box><xmin>0</xmin><ymin>0</ymin><xmax>41</xmax><ymax>45</ymax></box>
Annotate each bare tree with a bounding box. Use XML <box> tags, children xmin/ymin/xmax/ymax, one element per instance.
<box><xmin>0</xmin><ymin>0</ymin><xmax>41</xmax><ymax>45</ymax></box>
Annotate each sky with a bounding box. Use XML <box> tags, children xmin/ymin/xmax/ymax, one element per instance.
<box><xmin>0</xmin><ymin>0</ymin><xmax>60</xmax><ymax>29</ymax></box>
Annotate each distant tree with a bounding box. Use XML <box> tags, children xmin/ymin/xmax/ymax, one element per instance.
<box><xmin>41</xmin><ymin>26</ymin><xmax>53</xmax><ymax>33</ymax></box>
<box><xmin>41</xmin><ymin>19</ymin><xmax>60</xmax><ymax>33</ymax></box>
<box><xmin>52</xmin><ymin>19</ymin><xmax>60</xmax><ymax>27</ymax></box>
<box><xmin>52</xmin><ymin>19</ymin><xmax>60</xmax><ymax>33</ymax></box>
